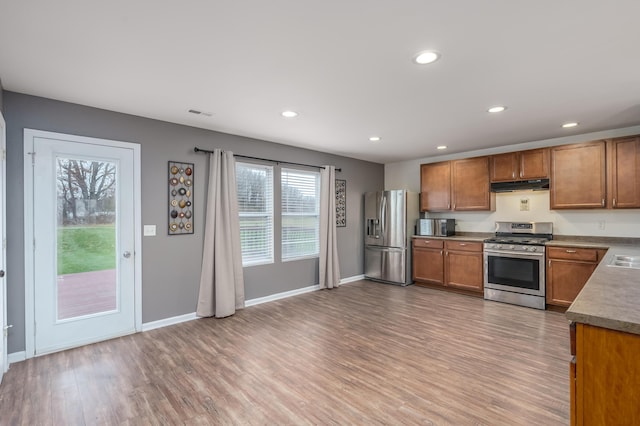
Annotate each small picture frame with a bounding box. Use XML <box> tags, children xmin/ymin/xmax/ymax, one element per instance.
<box><xmin>168</xmin><ymin>161</ymin><xmax>194</xmax><ymax>235</ymax></box>
<box><xmin>336</xmin><ymin>179</ymin><xmax>346</xmax><ymax>227</ymax></box>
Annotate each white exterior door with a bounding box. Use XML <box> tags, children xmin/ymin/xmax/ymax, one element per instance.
<box><xmin>24</xmin><ymin>129</ymin><xmax>141</xmax><ymax>355</ymax></box>
<box><xmin>0</xmin><ymin>113</ymin><xmax>6</xmax><ymax>381</ymax></box>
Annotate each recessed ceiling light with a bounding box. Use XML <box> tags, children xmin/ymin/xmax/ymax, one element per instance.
<box><xmin>369</xmin><ymin>136</ymin><xmax>381</xmax><ymax>142</ymax></box>
<box><xmin>414</xmin><ymin>51</ymin><xmax>440</xmax><ymax>65</ymax></box>
<box><xmin>488</xmin><ymin>106</ymin><xmax>507</xmax><ymax>113</ymax></box>
<box><xmin>282</xmin><ymin>110</ymin><xmax>298</xmax><ymax>118</ymax></box>
<box><xmin>562</xmin><ymin>122</ymin><xmax>579</xmax><ymax>128</ymax></box>
<box><xmin>437</xmin><ymin>145</ymin><xmax>447</xmax><ymax>150</ymax></box>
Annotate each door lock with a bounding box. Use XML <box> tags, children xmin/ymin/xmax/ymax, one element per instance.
<box><xmin>0</xmin><ymin>270</ymin><xmax>4</xmax><ymax>278</ymax></box>
<box><xmin>123</xmin><ymin>251</ymin><xmax>132</xmax><ymax>259</ymax></box>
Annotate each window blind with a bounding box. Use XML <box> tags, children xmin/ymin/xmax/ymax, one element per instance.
<box><xmin>236</xmin><ymin>162</ymin><xmax>274</xmax><ymax>265</ymax></box>
<box><xmin>281</xmin><ymin>168</ymin><xmax>320</xmax><ymax>260</ymax></box>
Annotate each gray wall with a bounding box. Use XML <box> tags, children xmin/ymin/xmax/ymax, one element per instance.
<box><xmin>4</xmin><ymin>91</ymin><xmax>384</xmax><ymax>353</ymax></box>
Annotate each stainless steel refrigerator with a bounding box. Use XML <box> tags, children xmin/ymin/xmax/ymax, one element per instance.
<box><xmin>364</xmin><ymin>190</ymin><xmax>419</xmax><ymax>286</ymax></box>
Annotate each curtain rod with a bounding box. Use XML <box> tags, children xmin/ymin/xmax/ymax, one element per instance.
<box><xmin>193</xmin><ymin>147</ymin><xmax>341</xmax><ymax>172</ymax></box>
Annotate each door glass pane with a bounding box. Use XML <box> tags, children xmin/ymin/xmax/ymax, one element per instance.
<box><xmin>56</xmin><ymin>158</ymin><xmax>117</xmax><ymax>320</ymax></box>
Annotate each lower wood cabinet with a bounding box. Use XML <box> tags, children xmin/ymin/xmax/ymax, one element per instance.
<box><xmin>413</xmin><ymin>238</ymin><xmax>483</xmax><ymax>294</ymax></box>
<box><xmin>444</xmin><ymin>240</ymin><xmax>483</xmax><ymax>292</ymax></box>
<box><xmin>571</xmin><ymin>323</ymin><xmax>640</xmax><ymax>425</ymax></box>
<box><xmin>546</xmin><ymin>246</ymin><xmax>607</xmax><ymax>307</ymax></box>
<box><xmin>412</xmin><ymin>239</ymin><xmax>444</xmax><ymax>285</ymax></box>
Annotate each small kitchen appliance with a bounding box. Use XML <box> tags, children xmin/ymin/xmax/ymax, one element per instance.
<box><xmin>416</xmin><ymin>218</ymin><xmax>455</xmax><ymax>236</ymax></box>
<box><xmin>483</xmin><ymin>221</ymin><xmax>553</xmax><ymax>310</ymax></box>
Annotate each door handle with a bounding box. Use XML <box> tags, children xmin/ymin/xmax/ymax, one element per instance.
<box><xmin>123</xmin><ymin>251</ymin><xmax>132</xmax><ymax>259</ymax></box>
<box><xmin>0</xmin><ymin>270</ymin><xmax>4</xmax><ymax>278</ymax></box>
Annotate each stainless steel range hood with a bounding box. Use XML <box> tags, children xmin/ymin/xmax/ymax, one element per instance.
<box><xmin>490</xmin><ymin>179</ymin><xmax>550</xmax><ymax>193</ymax></box>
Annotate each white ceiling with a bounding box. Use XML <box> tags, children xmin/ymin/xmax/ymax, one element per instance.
<box><xmin>1</xmin><ymin>1</ymin><xmax>640</xmax><ymax>164</ymax></box>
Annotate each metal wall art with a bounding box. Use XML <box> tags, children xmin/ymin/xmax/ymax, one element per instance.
<box><xmin>168</xmin><ymin>161</ymin><xmax>194</xmax><ymax>235</ymax></box>
<box><xmin>335</xmin><ymin>179</ymin><xmax>346</xmax><ymax>227</ymax></box>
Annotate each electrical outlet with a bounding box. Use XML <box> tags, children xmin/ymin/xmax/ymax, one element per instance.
<box><xmin>598</xmin><ymin>220</ymin><xmax>606</xmax><ymax>230</ymax></box>
<box><xmin>144</xmin><ymin>225</ymin><xmax>157</xmax><ymax>236</ymax></box>
<box><xmin>520</xmin><ymin>198</ymin><xmax>530</xmax><ymax>211</ymax></box>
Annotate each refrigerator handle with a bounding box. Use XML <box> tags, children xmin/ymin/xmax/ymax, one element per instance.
<box><xmin>381</xmin><ymin>195</ymin><xmax>387</xmax><ymax>238</ymax></box>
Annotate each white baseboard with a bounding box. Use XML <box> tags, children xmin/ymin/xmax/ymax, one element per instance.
<box><xmin>244</xmin><ymin>274</ymin><xmax>366</xmax><ymax>307</ymax></box>
<box><xmin>8</xmin><ymin>351</ymin><xmax>26</xmax><ymax>365</ymax></box>
<box><xmin>245</xmin><ymin>284</ymin><xmax>320</xmax><ymax>307</ymax></box>
<box><xmin>340</xmin><ymin>274</ymin><xmax>365</xmax><ymax>284</ymax></box>
<box><xmin>142</xmin><ymin>312</ymin><xmax>198</xmax><ymax>331</ymax></box>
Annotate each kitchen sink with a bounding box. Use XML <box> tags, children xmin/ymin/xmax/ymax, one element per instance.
<box><xmin>607</xmin><ymin>254</ymin><xmax>640</xmax><ymax>270</ymax></box>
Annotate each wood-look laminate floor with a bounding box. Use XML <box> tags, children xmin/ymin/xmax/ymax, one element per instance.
<box><xmin>0</xmin><ymin>281</ymin><xmax>570</xmax><ymax>425</ymax></box>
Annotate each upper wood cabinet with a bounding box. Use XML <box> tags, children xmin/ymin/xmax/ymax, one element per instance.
<box><xmin>490</xmin><ymin>148</ymin><xmax>549</xmax><ymax>182</ymax></box>
<box><xmin>608</xmin><ymin>136</ymin><xmax>640</xmax><ymax>208</ymax></box>
<box><xmin>420</xmin><ymin>161</ymin><xmax>451</xmax><ymax>211</ymax></box>
<box><xmin>550</xmin><ymin>141</ymin><xmax>607</xmax><ymax>209</ymax></box>
<box><xmin>452</xmin><ymin>157</ymin><xmax>495</xmax><ymax>211</ymax></box>
<box><xmin>420</xmin><ymin>157</ymin><xmax>494</xmax><ymax>212</ymax></box>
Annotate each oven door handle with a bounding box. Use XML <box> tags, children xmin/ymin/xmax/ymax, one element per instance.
<box><xmin>484</xmin><ymin>249</ymin><xmax>544</xmax><ymax>258</ymax></box>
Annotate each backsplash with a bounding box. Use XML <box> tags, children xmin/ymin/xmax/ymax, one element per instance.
<box><xmin>425</xmin><ymin>191</ymin><xmax>640</xmax><ymax>238</ymax></box>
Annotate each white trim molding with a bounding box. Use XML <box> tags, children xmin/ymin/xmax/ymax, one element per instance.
<box><xmin>8</xmin><ymin>351</ymin><xmax>27</xmax><ymax>364</ymax></box>
<box><xmin>142</xmin><ymin>312</ymin><xmax>198</xmax><ymax>332</ymax></box>
<box><xmin>339</xmin><ymin>274</ymin><xmax>365</xmax><ymax>284</ymax></box>
<box><xmin>245</xmin><ymin>284</ymin><xmax>320</xmax><ymax>307</ymax></box>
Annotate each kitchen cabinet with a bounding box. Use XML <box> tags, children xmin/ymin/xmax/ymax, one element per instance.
<box><xmin>412</xmin><ymin>239</ymin><xmax>444</xmax><ymax>285</ymax></box>
<box><xmin>420</xmin><ymin>157</ymin><xmax>494</xmax><ymax>212</ymax></box>
<box><xmin>570</xmin><ymin>323</ymin><xmax>640</xmax><ymax>425</ymax></box>
<box><xmin>413</xmin><ymin>239</ymin><xmax>483</xmax><ymax>294</ymax></box>
<box><xmin>445</xmin><ymin>240</ymin><xmax>483</xmax><ymax>292</ymax></box>
<box><xmin>546</xmin><ymin>246</ymin><xmax>607</xmax><ymax>307</ymax></box>
<box><xmin>608</xmin><ymin>135</ymin><xmax>640</xmax><ymax>208</ymax></box>
<box><xmin>550</xmin><ymin>141</ymin><xmax>607</xmax><ymax>209</ymax></box>
<box><xmin>419</xmin><ymin>161</ymin><xmax>451</xmax><ymax>212</ymax></box>
<box><xmin>490</xmin><ymin>148</ymin><xmax>549</xmax><ymax>182</ymax></box>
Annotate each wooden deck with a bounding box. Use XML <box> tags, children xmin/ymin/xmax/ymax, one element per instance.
<box><xmin>57</xmin><ymin>269</ymin><xmax>116</xmax><ymax>319</ymax></box>
<box><xmin>0</xmin><ymin>280</ymin><xmax>570</xmax><ymax>424</ymax></box>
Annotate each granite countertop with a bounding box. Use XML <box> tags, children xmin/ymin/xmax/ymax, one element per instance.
<box><xmin>566</xmin><ymin>243</ymin><xmax>640</xmax><ymax>335</ymax></box>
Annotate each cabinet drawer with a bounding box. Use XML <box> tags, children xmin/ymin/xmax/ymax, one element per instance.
<box><xmin>547</xmin><ymin>246</ymin><xmax>599</xmax><ymax>262</ymax></box>
<box><xmin>413</xmin><ymin>239</ymin><xmax>444</xmax><ymax>249</ymax></box>
<box><xmin>445</xmin><ymin>240</ymin><xmax>482</xmax><ymax>252</ymax></box>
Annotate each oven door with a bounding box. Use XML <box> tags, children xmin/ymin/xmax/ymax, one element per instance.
<box><xmin>484</xmin><ymin>249</ymin><xmax>545</xmax><ymax>297</ymax></box>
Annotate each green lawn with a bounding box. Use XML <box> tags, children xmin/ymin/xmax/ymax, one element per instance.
<box><xmin>57</xmin><ymin>225</ymin><xmax>116</xmax><ymax>275</ymax></box>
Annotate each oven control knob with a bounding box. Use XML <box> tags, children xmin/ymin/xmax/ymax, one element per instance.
<box><xmin>509</xmin><ymin>245</ymin><xmax>515</xmax><ymax>250</ymax></box>
<box><xmin>530</xmin><ymin>246</ymin><xmax>537</xmax><ymax>252</ymax></box>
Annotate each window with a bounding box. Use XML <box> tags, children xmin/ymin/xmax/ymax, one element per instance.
<box><xmin>236</xmin><ymin>162</ymin><xmax>274</xmax><ymax>266</ymax></box>
<box><xmin>281</xmin><ymin>168</ymin><xmax>320</xmax><ymax>260</ymax></box>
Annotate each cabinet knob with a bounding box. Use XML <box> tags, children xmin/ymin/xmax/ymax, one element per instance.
<box><xmin>601</xmin><ymin>198</ymin><xmax>605</xmax><ymax>207</ymax></box>
<box><xmin>613</xmin><ymin>198</ymin><xmax>617</xmax><ymax>207</ymax></box>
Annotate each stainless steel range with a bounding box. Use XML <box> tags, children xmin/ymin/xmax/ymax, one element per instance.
<box><xmin>483</xmin><ymin>222</ymin><xmax>553</xmax><ymax>310</ymax></box>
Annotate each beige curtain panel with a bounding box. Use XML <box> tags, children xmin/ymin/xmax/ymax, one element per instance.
<box><xmin>319</xmin><ymin>165</ymin><xmax>341</xmax><ymax>289</ymax></box>
<box><xmin>196</xmin><ymin>150</ymin><xmax>245</xmax><ymax>318</ymax></box>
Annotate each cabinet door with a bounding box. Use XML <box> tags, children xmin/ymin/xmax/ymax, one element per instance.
<box><xmin>610</xmin><ymin>136</ymin><xmax>640</xmax><ymax>208</ymax></box>
<box><xmin>445</xmin><ymin>250</ymin><xmax>483</xmax><ymax>292</ymax></box>
<box><xmin>546</xmin><ymin>259</ymin><xmax>597</xmax><ymax>307</ymax></box>
<box><xmin>519</xmin><ymin>148</ymin><xmax>549</xmax><ymax>180</ymax></box>
<box><xmin>490</xmin><ymin>152</ymin><xmax>518</xmax><ymax>182</ymax></box>
<box><xmin>451</xmin><ymin>156</ymin><xmax>494</xmax><ymax>211</ymax></box>
<box><xmin>550</xmin><ymin>141</ymin><xmax>606</xmax><ymax>209</ymax></box>
<box><xmin>413</xmin><ymin>246</ymin><xmax>444</xmax><ymax>285</ymax></box>
<box><xmin>420</xmin><ymin>162</ymin><xmax>451</xmax><ymax>212</ymax></box>
<box><xmin>576</xmin><ymin>324</ymin><xmax>640</xmax><ymax>424</ymax></box>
